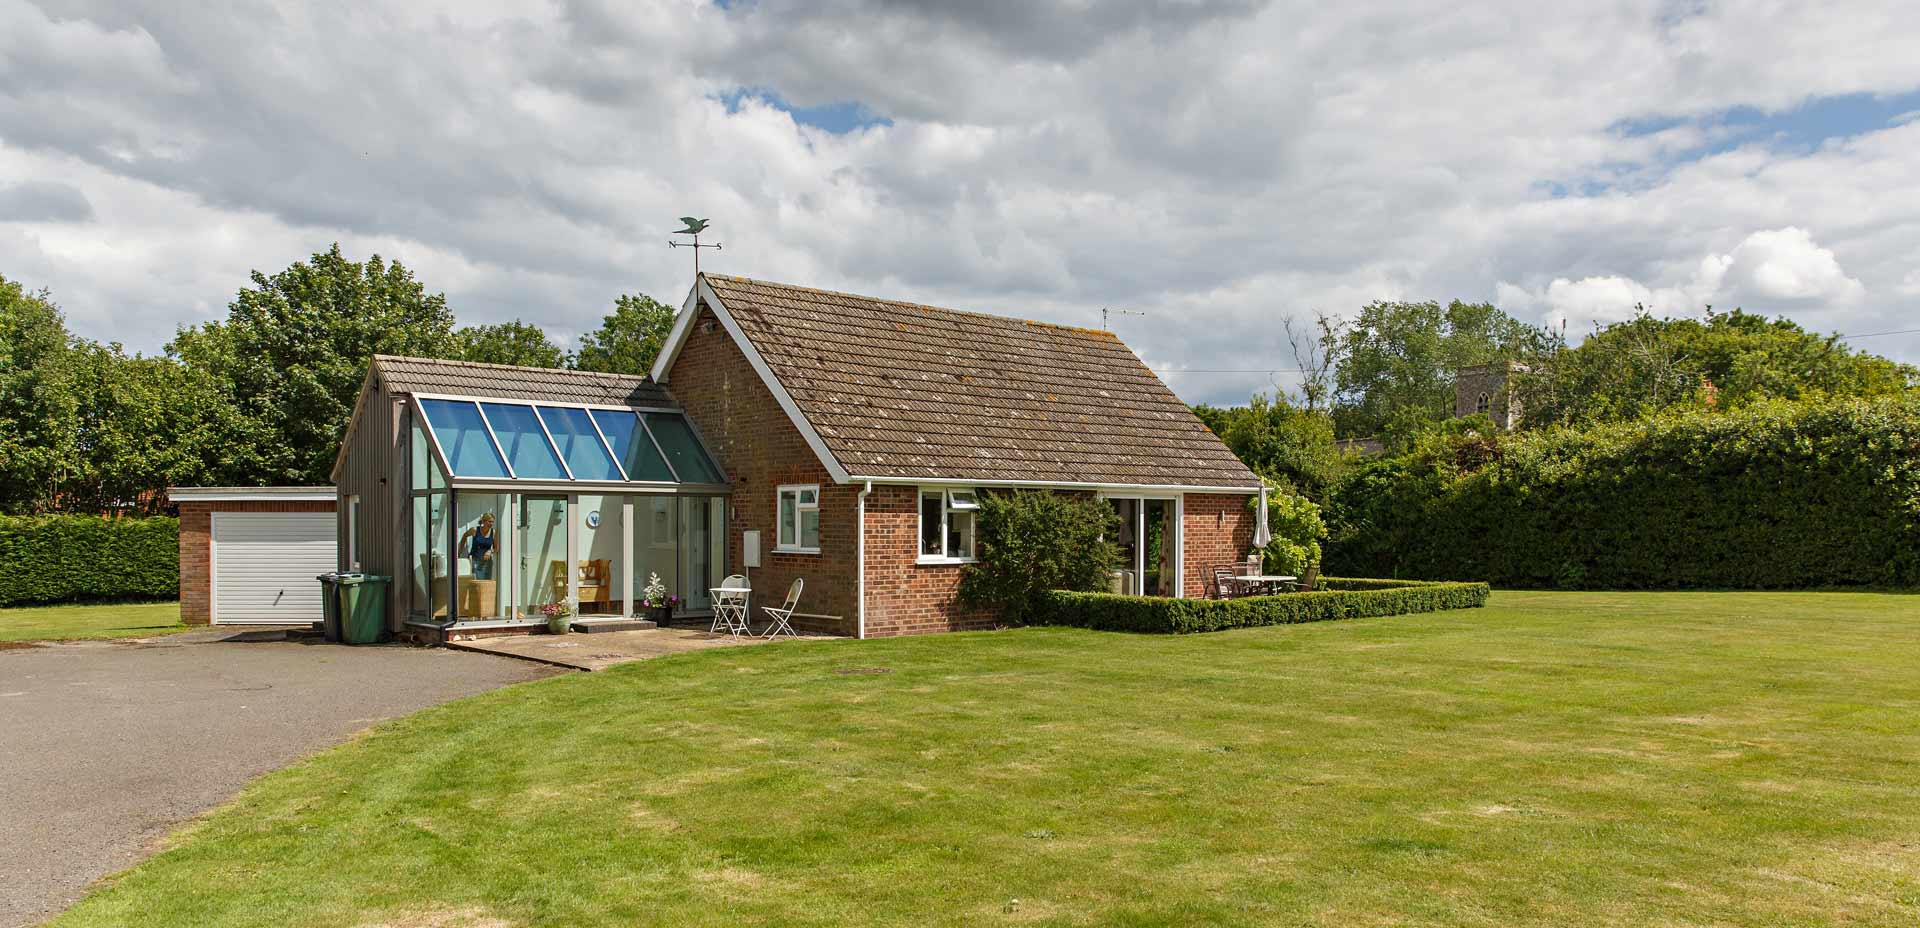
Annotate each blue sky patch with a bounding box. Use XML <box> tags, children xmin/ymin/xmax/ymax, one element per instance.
<box><xmin>1613</xmin><ymin>88</ymin><xmax>1920</xmax><ymax>156</ymax></box>
<box><xmin>720</xmin><ymin>88</ymin><xmax>892</xmax><ymax>134</ymax></box>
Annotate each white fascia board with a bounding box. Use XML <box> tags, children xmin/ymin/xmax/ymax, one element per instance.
<box><xmin>850</xmin><ymin>475</ymin><xmax>1261</xmax><ymax>494</ymax></box>
<box><xmin>649</xmin><ymin>284</ymin><xmax>705</xmax><ymax>383</ymax></box>
<box><xmin>666</xmin><ymin>277</ymin><xmax>852</xmax><ymax>484</ymax></box>
<box><xmin>169</xmin><ymin>487</ymin><xmax>338</xmax><ymax>502</ymax></box>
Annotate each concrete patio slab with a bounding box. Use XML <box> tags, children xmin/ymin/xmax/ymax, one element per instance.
<box><xmin>445</xmin><ymin>625</ymin><xmax>834</xmax><ymax>671</ymax></box>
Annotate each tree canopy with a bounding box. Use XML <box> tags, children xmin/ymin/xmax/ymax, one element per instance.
<box><xmin>1514</xmin><ymin>307</ymin><xmax>1917</xmax><ymax>427</ymax></box>
<box><xmin>574</xmin><ymin>294</ymin><xmax>678</xmax><ymax>376</ymax></box>
<box><xmin>456</xmin><ymin>320</ymin><xmax>567</xmax><ymax>368</ymax></box>
<box><xmin>170</xmin><ymin>244</ymin><xmax>459</xmax><ymax>485</ymax></box>
<box><xmin>1330</xmin><ymin>299</ymin><xmax>1554</xmax><ymax>447</ymax></box>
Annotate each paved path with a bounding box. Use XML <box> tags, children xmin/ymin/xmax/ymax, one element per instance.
<box><xmin>0</xmin><ymin>631</ymin><xmax>557</xmax><ymax>927</ymax></box>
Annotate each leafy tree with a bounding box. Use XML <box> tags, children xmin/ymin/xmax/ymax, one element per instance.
<box><xmin>456</xmin><ymin>320</ymin><xmax>566</xmax><ymax>368</ymax></box>
<box><xmin>1195</xmin><ymin>393</ymin><xmax>1347</xmax><ymax>501</ymax></box>
<box><xmin>1331</xmin><ymin>299</ymin><xmax>1554</xmax><ymax>447</ymax></box>
<box><xmin>959</xmin><ymin>490</ymin><xmax>1121</xmax><ymax>623</ymax></box>
<box><xmin>1515</xmin><ymin>307</ymin><xmax>1916</xmax><ymax>427</ymax></box>
<box><xmin>573</xmin><ymin>293</ymin><xmax>677</xmax><ymax>375</ymax></box>
<box><xmin>68</xmin><ymin>343</ymin><xmax>221</xmax><ymax>513</ymax></box>
<box><xmin>171</xmin><ymin>244</ymin><xmax>457</xmax><ymax>485</ymax></box>
<box><xmin>0</xmin><ymin>275</ymin><xmax>78</xmax><ymax>513</ymax></box>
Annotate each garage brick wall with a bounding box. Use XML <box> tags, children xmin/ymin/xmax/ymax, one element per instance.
<box><xmin>177</xmin><ymin>500</ymin><xmax>336</xmax><ymax>626</ymax></box>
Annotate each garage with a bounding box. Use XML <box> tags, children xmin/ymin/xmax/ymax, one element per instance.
<box><xmin>211</xmin><ymin>511</ymin><xmax>337</xmax><ymax>624</ymax></box>
<box><xmin>169</xmin><ymin>487</ymin><xmax>338</xmax><ymax>627</ymax></box>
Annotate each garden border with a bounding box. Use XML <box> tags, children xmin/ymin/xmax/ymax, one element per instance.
<box><xmin>1031</xmin><ymin>577</ymin><xmax>1489</xmax><ymax>634</ymax></box>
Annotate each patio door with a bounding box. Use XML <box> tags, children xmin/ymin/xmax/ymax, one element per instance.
<box><xmin>1107</xmin><ymin>497</ymin><xmax>1179</xmax><ymax>597</ymax></box>
<box><xmin>518</xmin><ymin>494</ymin><xmax>569</xmax><ymax>618</ymax></box>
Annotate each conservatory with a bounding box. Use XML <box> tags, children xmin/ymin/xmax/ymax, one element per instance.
<box><xmin>401</xmin><ymin>392</ymin><xmax>730</xmax><ymax>630</ymax></box>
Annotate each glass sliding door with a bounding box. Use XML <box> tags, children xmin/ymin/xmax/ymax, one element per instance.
<box><xmin>679</xmin><ymin>497</ymin><xmax>725</xmax><ymax>613</ymax></box>
<box><xmin>1107</xmin><ymin>497</ymin><xmax>1179</xmax><ymax>597</ymax></box>
<box><xmin>576</xmin><ymin>494</ymin><xmax>620</xmax><ymax>616</ymax></box>
<box><xmin>455</xmin><ymin>492</ymin><xmax>512</xmax><ymax>620</ymax></box>
<box><xmin>518</xmin><ymin>495</ymin><xmax>569</xmax><ymax>619</ymax></box>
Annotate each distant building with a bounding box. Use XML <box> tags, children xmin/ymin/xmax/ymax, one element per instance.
<box><xmin>1453</xmin><ymin>361</ymin><xmax>1528</xmax><ymax>429</ymax></box>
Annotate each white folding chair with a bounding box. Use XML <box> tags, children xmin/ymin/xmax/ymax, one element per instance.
<box><xmin>709</xmin><ymin>574</ymin><xmax>751</xmax><ymax>637</ymax></box>
<box><xmin>760</xmin><ymin>578</ymin><xmax>804</xmax><ymax>639</ymax></box>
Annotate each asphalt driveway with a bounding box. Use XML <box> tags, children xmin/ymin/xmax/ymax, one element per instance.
<box><xmin>0</xmin><ymin>630</ymin><xmax>557</xmax><ymax>927</ymax></box>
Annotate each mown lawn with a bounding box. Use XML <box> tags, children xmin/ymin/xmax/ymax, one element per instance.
<box><xmin>53</xmin><ymin>592</ymin><xmax>1920</xmax><ymax>927</ymax></box>
<box><xmin>0</xmin><ymin>600</ymin><xmax>184</xmax><ymax>643</ymax></box>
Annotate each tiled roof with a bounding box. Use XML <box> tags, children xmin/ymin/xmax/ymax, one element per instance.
<box><xmin>373</xmin><ymin>355</ymin><xmax>676</xmax><ymax>408</ymax></box>
<box><xmin>701</xmin><ymin>274</ymin><xmax>1259</xmax><ymax>488</ymax></box>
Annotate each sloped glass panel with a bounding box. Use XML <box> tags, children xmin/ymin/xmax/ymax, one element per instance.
<box><xmin>419</xmin><ymin>399</ymin><xmax>508</xmax><ymax>478</ymax></box>
<box><xmin>644</xmin><ymin>414</ymin><xmax>724</xmax><ymax>484</ymax></box>
<box><xmin>590</xmin><ymin>409</ymin><xmax>675</xmax><ymax>482</ymax></box>
<box><xmin>537</xmin><ymin>406</ymin><xmax>623</xmax><ymax>481</ymax></box>
<box><xmin>479</xmin><ymin>403</ymin><xmax>568</xmax><ymax>479</ymax></box>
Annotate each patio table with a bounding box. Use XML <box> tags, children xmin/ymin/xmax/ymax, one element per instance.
<box><xmin>1237</xmin><ymin>573</ymin><xmax>1298</xmax><ymax>595</ymax></box>
<box><xmin>710</xmin><ymin>586</ymin><xmax>752</xmax><ymax>637</ymax></box>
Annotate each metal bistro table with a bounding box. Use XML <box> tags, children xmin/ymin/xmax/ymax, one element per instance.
<box><xmin>709</xmin><ymin>585</ymin><xmax>752</xmax><ymax>637</ymax></box>
<box><xmin>1238</xmin><ymin>573</ymin><xmax>1298</xmax><ymax>596</ymax></box>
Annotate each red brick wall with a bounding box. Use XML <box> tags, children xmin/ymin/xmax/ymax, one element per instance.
<box><xmin>862</xmin><ymin>485</ymin><xmax>999</xmax><ymax>637</ymax></box>
<box><xmin>667</xmin><ymin>305</ymin><xmax>858</xmax><ymax>635</ymax></box>
<box><xmin>176</xmin><ymin>499</ymin><xmax>337</xmax><ymax>625</ymax></box>
<box><xmin>1181</xmin><ymin>493</ymin><xmax>1257</xmax><ymax>598</ymax></box>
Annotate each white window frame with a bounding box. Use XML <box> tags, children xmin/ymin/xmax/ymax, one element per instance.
<box><xmin>917</xmin><ymin>486</ymin><xmax>980</xmax><ymax>565</ymax></box>
<box><xmin>775</xmin><ymin>484</ymin><xmax>821</xmax><ymax>554</ymax></box>
<box><xmin>346</xmin><ymin>494</ymin><xmax>361</xmax><ymax>569</ymax></box>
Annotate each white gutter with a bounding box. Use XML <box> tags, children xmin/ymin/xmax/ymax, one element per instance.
<box><xmin>168</xmin><ymin>486</ymin><xmax>336</xmax><ymax>502</ymax></box>
<box><xmin>844</xmin><ymin>475</ymin><xmax>1262</xmax><ymax>494</ymax></box>
<box><xmin>856</xmin><ymin>480</ymin><xmax>872</xmax><ymax>639</ymax></box>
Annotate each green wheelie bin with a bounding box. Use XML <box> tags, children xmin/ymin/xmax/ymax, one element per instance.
<box><xmin>316</xmin><ymin>573</ymin><xmax>345</xmax><ymax>642</ymax></box>
<box><xmin>336</xmin><ymin>574</ymin><xmax>391</xmax><ymax>645</ymax></box>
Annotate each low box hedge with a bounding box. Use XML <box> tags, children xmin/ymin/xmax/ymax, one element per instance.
<box><xmin>1030</xmin><ymin>577</ymin><xmax>1490</xmax><ymax>634</ymax></box>
<box><xmin>0</xmin><ymin>515</ymin><xmax>179</xmax><ymax>606</ymax></box>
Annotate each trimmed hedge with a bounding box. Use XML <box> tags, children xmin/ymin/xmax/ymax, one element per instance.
<box><xmin>1031</xmin><ymin>578</ymin><xmax>1490</xmax><ymax>634</ymax></box>
<box><xmin>0</xmin><ymin>515</ymin><xmax>178</xmax><ymax>606</ymax></box>
<box><xmin>1326</xmin><ymin>395</ymin><xmax>1920</xmax><ymax>589</ymax></box>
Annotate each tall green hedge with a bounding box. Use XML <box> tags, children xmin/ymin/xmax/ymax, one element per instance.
<box><xmin>1032</xmin><ymin>579</ymin><xmax>1490</xmax><ymax>634</ymax></box>
<box><xmin>1326</xmin><ymin>395</ymin><xmax>1920</xmax><ymax>588</ymax></box>
<box><xmin>0</xmin><ymin>515</ymin><xmax>178</xmax><ymax>606</ymax></box>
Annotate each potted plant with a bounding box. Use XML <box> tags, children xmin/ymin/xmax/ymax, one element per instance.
<box><xmin>540</xmin><ymin>599</ymin><xmax>574</xmax><ymax>634</ymax></box>
<box><xmin>640</xmin><ymin>572</ymin><xmax>680</xmax><ymax>625</ymax></box>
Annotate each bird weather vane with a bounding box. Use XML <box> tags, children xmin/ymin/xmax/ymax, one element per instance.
<box><xmin>668</xmin><ymin>217</ymin><xmax>722</xmax><ymax>275</ymax></box>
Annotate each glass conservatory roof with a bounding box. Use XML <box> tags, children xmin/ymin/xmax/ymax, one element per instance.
<box><xmin>416</xmin><ymin>396</ymin><xmax>726</xmax><ymax>486</ymax></box>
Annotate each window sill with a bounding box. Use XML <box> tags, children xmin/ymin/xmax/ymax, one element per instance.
<box><xmin>916</xmin><ymin>555</ymin><xmax>978</xmax><ymax>566</ymax></box>
<box><xmin>774</xmin><ymin>546</ymin><xmax>821</xmax><ymax>555</ymax></box>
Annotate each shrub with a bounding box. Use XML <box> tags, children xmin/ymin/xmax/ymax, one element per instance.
<box><xmin>958</xmin><ymin>490</ymin><xmax>1121</xmax><ymax>624</ymax></box>
<box><xmin>1031</xmin><ymin>578</ymin><xmax>1489</xmax><ymax>634</ymax></box>
<box><xmin>0</xmin><ymin>514</ymin><xmax>178</xmax><ymax>605</ymax></box>
<box><xmin>1251</xmin><ymin>480</ymin><xmax>1326</xmax><ymax>576</ymax></box>
<box><xmin>1325</xmin><ymin>395</ymin><xmax>1920</xmax><ymax>588</ymax></box>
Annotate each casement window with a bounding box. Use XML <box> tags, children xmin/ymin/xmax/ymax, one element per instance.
<box><xmin>347</xmin><ymin>495</ymin><xmax>361</xmax><ymax>569</ymax></box>
<box><xmin>1475</xmin><ymin>393</ymin><xmax>1491</xmax><ymax>414</ymax></box>
<box><xmin>918</xmin><ymin>488</ymin><xmax>980</xmax><ymax>563</ymax></box>
<box><xmin>776</xmin><ymin>484</ymin><xmax>820</xmax><ymax>553</ymax></box>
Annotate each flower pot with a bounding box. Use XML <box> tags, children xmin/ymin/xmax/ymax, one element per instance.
<box><xmin>547</xmin><ymin>613</ymin><xmax>572</xmax><ymax>634</ymax></box>
<box><xmin>651</xmin><ymin>604</ymin><xmax>674</xmax><ymax>625</ymax></box>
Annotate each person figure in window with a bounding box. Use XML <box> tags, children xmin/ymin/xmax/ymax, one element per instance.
<box><xmin>462</xmin><ymin>512</ymin><xmax>498</xmax><ymax>581</ymax></box>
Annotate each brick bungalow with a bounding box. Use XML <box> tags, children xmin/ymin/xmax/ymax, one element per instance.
<box><xmin>332</xmin><ymin>274</ymin><xmax>1264</xmax><ymax>641</ymax></box>
<box><xmin>651</xmin><ymin>275</ymin><xmax>1263</xmax><ymax>637</ymax></box>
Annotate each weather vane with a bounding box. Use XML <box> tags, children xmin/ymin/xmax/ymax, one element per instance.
<box><xmin>668</xmin><ymin>217</ymin><xmax>722</xmax><ymax>275</ymax></box>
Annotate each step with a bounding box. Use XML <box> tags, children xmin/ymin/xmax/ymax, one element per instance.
<box><xmin>570</xmin><ymin>617</ymin><xmax>659</xmax><ymax>634</ymax></box>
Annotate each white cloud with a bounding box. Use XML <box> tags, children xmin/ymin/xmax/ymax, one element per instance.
<box><xmin>1498</xmin><ymin>226</ymin><xmax>1866</xmax><ymax>337</ymax></box>
<box><xmin>3</xmin><ymin>0</ymin><xmax>1920</xmax><ymax>401</ymax></box>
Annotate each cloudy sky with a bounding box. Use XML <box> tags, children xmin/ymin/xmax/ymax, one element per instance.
<box><xmin>3</xmin><ymin>0</ymin><xmax>1918</xmax><ymax>405</ymax></box>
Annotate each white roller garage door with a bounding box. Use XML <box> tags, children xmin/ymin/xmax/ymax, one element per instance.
<box><xmin>211</xmin><ymin>512</ymin><xmax>337</xmax><ymax>624</ymax></box>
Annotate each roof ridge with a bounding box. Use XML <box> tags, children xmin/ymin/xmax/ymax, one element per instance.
<box><xmin>701</xmin><ymin>273</ymin><xmax>1120</xmax><ymax>340</ymax></box>
<box><xmin>372</xmin><ymin>354</ymin><xmax>654</xmax><ymax>383</ymax></box>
